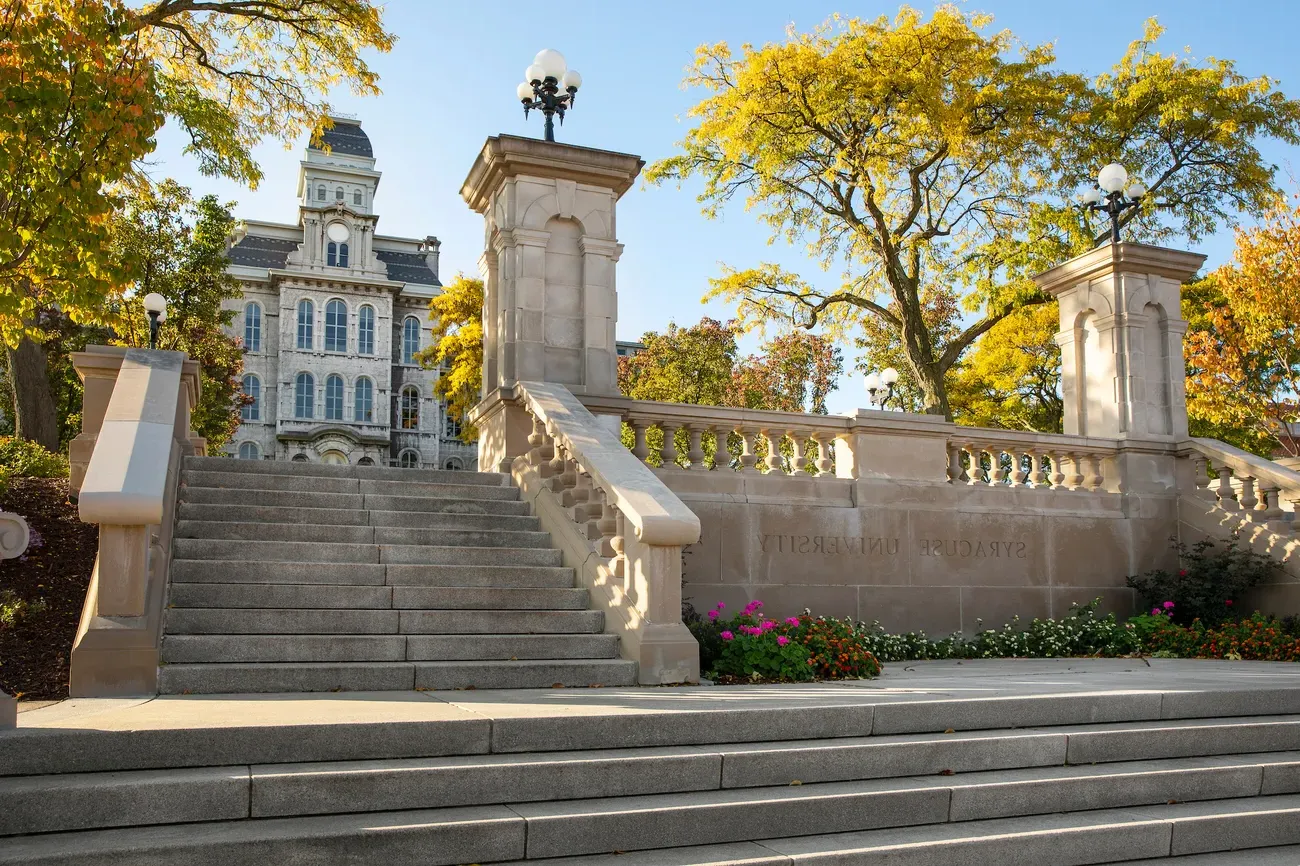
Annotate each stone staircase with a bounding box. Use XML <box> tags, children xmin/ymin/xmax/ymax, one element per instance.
<box><xmin>5</xmin><ymin>685</ymin><xmax>1300</xmax><ymax>863</ymax></box>
<box><xmin>160</xmin><ymin>456</ymin><xmax>637</xmax><ymax>692</ymax></box>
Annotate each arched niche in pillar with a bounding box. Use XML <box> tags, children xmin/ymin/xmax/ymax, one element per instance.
<box><xmin>542</xmin><ymin>216</ymin><xmax>585</xmax><ymax>386</ymax></box>
<box><xmin>1076</xmin><ymin>309</ymin><xmax>1103</xmax><ymax>436</ymax></box>
<box><xmin>1141</xmin><ymin>302</ymin><xmax>1173</xmax><ymax>435</ymax></box>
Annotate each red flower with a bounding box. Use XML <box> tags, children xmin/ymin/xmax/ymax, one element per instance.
<box><xmin>1179</xmin><ymin>570</ymin><xmax>1188</xmax><ymax>577</ymax></box>
<box><xmin>1225</xmin><ymin>599</ymin><xmax>1233</xmax><ymax>606</ymax></box>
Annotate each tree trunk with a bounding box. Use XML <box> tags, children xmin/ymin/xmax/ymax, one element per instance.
<box><xmin>911</xmin><ymin>360</ymin><xmax>952</xmax><ymax>418</ymax></box>
<box><xmin>8</xmin><ymin>336</ymin><xmax>60</xmax><ymax>450</ymax></box>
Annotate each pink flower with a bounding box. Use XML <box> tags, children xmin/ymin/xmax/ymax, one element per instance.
<box><xmin>777</xmin><ymin>636</ymin><xmax>790</xmax><ymax>646</ymax></box>
<box><xmin>707</xmin><ymin>610</ymin><xmax>718</xmax><ymax>620</ymax></box>
<box><xmin>1163</xmin><ymin>601</ymin><xmax>1175</xmax><ymax>610</ymax></box>
<box><xmin>754</xmin><ymin>601</ymin><xmax>764</xmax><ymax>608</ymax></box>
<box><xmin>748</xmin><ymin>626</ymin><xmax>763</xmax><ymax>636</ymax></box>
<box><xmin>1225</xmin><ymin>599</ymin><xmax>1234</xmax><ymax>606</ymax></box>
<box><xmin>721</xmin><ymin>630</ymin><xmax>734</xmax><ymax>641</ymax></box>
<box><xmin>1152</xmin><ymin>608</ymin><xmax>1161</xmax><ymax>616</ymax></box>
<box><xmin>785</xmin><ymin>617</ymin><xmax>800</xmax><ymax>626</ymax></box>
<box><xmin>716</xmin><ymin>602</ymin><xmax>726</xmax><ymax>609</ymax></box>
<box><xmin>761</xmin><ymin>620</ymin><xmax>777</xmax><ymax>630</ymax></box>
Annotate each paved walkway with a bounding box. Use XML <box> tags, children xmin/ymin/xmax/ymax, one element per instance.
<box><xmin>12</xmin><ymin>658</ymin><xmax>1300</xmax><ymax>735</ymax></box>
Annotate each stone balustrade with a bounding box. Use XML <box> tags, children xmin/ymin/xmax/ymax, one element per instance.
<box><xmin>1184</xmin><ymin>437</ymin><xmax>1300</xmax><ymax>533</ymax></box>
<box><xmin>948</xmin><ymin>434</ymin><xmax>1117</xmax><ymax>492</ymax></box>
<box><xmin>511</xmin><ymin>381</ymin><xmax>701</xmax><ymax>684</ymax></box>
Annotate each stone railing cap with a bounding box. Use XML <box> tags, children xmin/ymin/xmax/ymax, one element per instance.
<box><xmin>1033</xmin><ymin>242</ymin><xmax>1206</xmax><ymax>297</ymax></box>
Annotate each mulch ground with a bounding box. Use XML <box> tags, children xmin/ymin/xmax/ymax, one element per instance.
<box><xmin>0</xmin><ymin>478</ymin><xmax>97</xmax><ymax>701</ymax></box>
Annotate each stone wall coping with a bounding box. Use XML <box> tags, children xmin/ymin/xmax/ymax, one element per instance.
<box><xmin>1184</xmin><ymin>437</ymin><xmax>1300</xmax><ymax>494</ymax></box>
<box><xmin>1033</xmin><ymin>242</ymin><xmax>1206</xmax><ymax>296</ymax></box>
<box><xmin>461</xmin><ymin>134</ymin><xmax>645</xmax><ymax>213</ymax></box>
<box><xmin>518</xmin><ymin>381</ymin><xmax>700</xmax><ymax>547</ymax></box>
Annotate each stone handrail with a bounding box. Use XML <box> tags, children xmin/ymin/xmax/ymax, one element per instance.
<box><xmin>580</xmin><ymin>393</ymin><xmax>1126</xmax><ymax>492</ymax></box>
<box><xmin>69</xmin><ymin>347</ymin><xmax>203</xmax><ymax>696</ymax></box>
<box><xmin>512</xmin><ymin>381</ymin><xmax>700</xmax><ymax>683</ymax></box>
<box><xmin>1182</xmin><ymin>437</ymin><xmax>1300</xmax><ymax>529</ymax></box>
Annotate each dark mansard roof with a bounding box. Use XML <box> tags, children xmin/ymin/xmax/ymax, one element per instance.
<box><xmin>227</xmin><ymin>235</ymin><xmax>439</xmax><ymax>286</ymax></box>
<box><xmin>374</xmin><ymin>250</ymin><xmax>440</xmax><ymax>286</ymax></box>
<box><xmin>310</xmin><ymin>121</ymin><xmax>373</xmax><ymax>158</ymax></box>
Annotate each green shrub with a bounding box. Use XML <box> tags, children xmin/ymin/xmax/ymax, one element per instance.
<box><xmin>0</xmin><ymin>589</ymin><xmax>46</xmax><ymax>629</ymax></box>
<box><xmin>1127</xmin><ymin>536</ymin><xmax>1279</xmax><ymax>626</ymax></box>
<box><xmin>1143</xmin><ymin>612</ymin><xmax>1300</xmax><ymax>661</ymax></box>
<box><xmin>0</xmin><ymin>436</ymin><xmax>69</xmax><ymax>479</ymax></box>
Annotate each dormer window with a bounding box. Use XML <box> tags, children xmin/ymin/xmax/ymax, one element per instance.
<box><xmin>327</xmin><ymin>242</ymin><xmax>349</xmax><ymax>268</ymax></box>
<box><xmin>317</xmin><ymin>185</ymin><xmax>326</xmax><ymax>201</ymax></box>
<box><xmin>335</xmin><ymin>187</ymin><xmax>344</xmax><ymax>201</ymax></box>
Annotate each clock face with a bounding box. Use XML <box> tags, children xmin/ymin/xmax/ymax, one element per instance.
<box><xmin>327</xmin><ymin>222</ymin><xmax>350</xmax><ymax>243</ymax></box>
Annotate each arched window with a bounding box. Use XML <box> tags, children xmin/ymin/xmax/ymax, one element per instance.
<box><xmin>444</xmin><ymin>406</ymin><xmax>461</xmax><ymax>440</ymax></box>
<box><xmin>241</xmin><ymin>374</ymin><xmax>260</xmax><ymax>421</ymax></box>
<box><xmin>316</xmin><ymin>185</ymin><xmax>326</xmax><ymax>201</ymax></box>
<box><xmin>324</xmin><ymin>374</ymin><xmax>344</xmax><ymax>421</ymax></box>
<box><xmin>327</xmin><ymin>242</ymin><xmax>337</xmax><ymax>267</ymax></box>
<box><xmin>399</xmin><ymin>450</ymin><xmax>419</xmax><ymax>468</ymax></box>
<box><xmin>353</xmin><ymin>190</ymin><xmax>362</xmax><ymax>206</ymax></box>
<box><xmin>238</xmin><ymin>442</ymin><xmax>260</xmax><ymax>460</ymax></box>
<box><xmin>244</xmin><ymin>302</ymin><xmax>261</xmax><ymax>352</ymax></box>
<box><xmin>324</xmin><ymin>299</ymin><xmax>347</xmax><ymax>352</ymax></box>
<box><xmin>357</xmin><ymin>456</ymin><xmax>374</xmax><ymax>466</ymax></box>
<box><xmin>354</xmin><ymin>376</ymin><xmax>373</xmax><ymax>423</ymax></box>
<box><xmin>296</xmin><ymin>299</ymin><xmax>314</xmax><ymax>350</ymax></box>
<box><xmin>400</xmin><ymin>386</ymin><xmax>419</xmax><ymax>429</ymax></box>
<box><xmin>335</xmin><ymin>186</ymin><xmax>344</xmax><ymax>201</ymax></box>
<box><xmin>337</xmin><ymin>243</ymin><xmax>349</xmax><ymax>267</ymax></box>
<box><xmin>292</xmin><ymin>453</ymin><xmax>310</xmax><ymax>462</ymax></box>
<box><xmin>443</xmin><ymin>457</ymin><xmax>463</xmax><ymax>471</ymax></box>
<box><xmin>402</xmin><ymin>317</ymin><xmax>420</xmax><ymax>364</ymax></box>
<box><xmin>357</xmin><ymin>305</ymin><xmax>375</xmax><ymax>355</ymax></box>
<box><xmin>294</xmin><ymin>372</ymin><xmax>315</xmax><ymax>419</ymax></box>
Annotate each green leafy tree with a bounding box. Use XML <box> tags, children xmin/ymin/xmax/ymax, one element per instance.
<box><xmin>618</xmin><ymin>318</ymin><xmax>739</xmax><ymax>406</ymax></box>
<box><xmin>649</xmin><ymin>9</ymin><xmax>1300</xmax><ymax>417</ymax></box>
<box><xmin>948</xmin><ymin>304</ymin><xmax>1064</xmax><ymax>432</ymax></box>
<box><xmin>110</xmin><ymin>181</ymin><xmax>247</xmax><ymax>450</ymax></box>
<box><xmin>415</xmin><ymin>274</ymin><xmax>484</xmax><ymax>443</ymax></box>
<box><xmin>728</xmin><ymin>330</ymin><xmax>843</xmax><ymax>414</ymax></box>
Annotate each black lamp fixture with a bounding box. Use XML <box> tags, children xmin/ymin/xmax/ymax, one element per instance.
<box><xmin>1077</xmin><ymin>163</ymin><xmax>1147</xmax><ymax>245</ymax></box>
<box><xmin>517</xmin><ymin>49</ymin><xmax>582</xmax><ymax>142</ymax></box>
<box><xmin>143</xmin><ymin>292</ymin><xmax>167</xmax><ymax>349</ymax></box>
<box><xmin>864</xmin><ymin>367</ymin><xmax>901</xmax><ymax>410</ymax></box>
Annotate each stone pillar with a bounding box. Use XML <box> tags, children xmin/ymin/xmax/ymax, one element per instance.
<box><xmin>462</xmin><ymin>136</ymin><xmax>643</xmax><ymax>471</ymax></box>
<box><xmin>1033</xmin><ymin>242</ymin><xmax>1204</xmax><ymax>440</ymax></box>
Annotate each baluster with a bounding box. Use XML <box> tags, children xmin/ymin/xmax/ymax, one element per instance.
<box><xmin>1011</xmin><ymin>451</ymin><xmax>1028</xmax><ymax>486</ymax></box>
<box><xmin>947</xmin><ymin>443</ymin><xmax>963</xmax><ymax>484</ymax></box>
<box><xmin>1260</xmin><ymin>486</ymin><xmax>1286</xmax><ymax>526</ymax></box>
<box><xmin>527</xmin><ymin>413</ymin><xmax>547</xmax><ymax>466</ymax></box>
<box><xmin>686</xmin><ymin>425</ymin><xmax>707</xmax><ymax>470</ymax></box>
<box><xmin>598</xmin><ymin>494</ymin><xmax>619</xmax><ymax>557</ymax></box>
<box><xmin>556</xmin><ymin>454</ymin><xmax>579</xmax><ymax>496</ymax></box>
<box><xmin>1192</xmin><ymin>455</ymin><xmax>1212</xmax><ymax>499</ymax></box>
<box><xmin>631</xmin><ymin>419</ymin><xmax>650</xmax><ymax>463</ymax></box>
<box><xmin>1216</xmin><ymin>465</ymin><xmax>1239</xmax><ymax>510</ymax></box>
<box><xmin>789</xmin><ymin>431</ymin><xmax>810</xmax><ymax>477</ymax></box>
<box><xmin>712</xmin><ymin>426</ymin><xmax>731</xmax><ymax>470</ymax></box>
<box><xmin>1066</xmin><ymin>453</ymin><xmax>1085</xmax><ymax>491</ymax></box>
<box><xmin>1086</xmin><ymin>454</ymin><xmax>1105</xmax><ymax>492</ymax></box>
<box><xmin>965</xmin><ymin>445</ymin><xmax>983</xmax><ymax>486</ymax></box>
<box><xmin>660</xmin><ymin>423</ymin><xmax>680</xmax><ymax>468</ymax></box>
<box><xmin>546</xmin><ymin>431</ymin><xmax>566</xmax><ymax>483</ymax></box>
<box><xmin>762</xmin><ymin>429</ymin><xmax>783</xmax><ymax>474</ymax></box>
<box><xmin>610</xmin><ymin>508</ymin><xmax>627</xmax><ymax>579</ymax></box>
<box><xmin>1029</xmin><ymin>451</ymin><xmax>1047</xmax><ymax>488</ymax></box>
<box><xmin>1048</xmin><ymin>452</ymin><xmax>1066</xmax><ymax>489</ymax></box>
<box><xmin>813</xmin><ymin>433</ymin><xmax>834</xmax><ymax>477</ymax></box>
<box><xmin>989</xmin><ymin>448</ymin><xmax>1007</xmax><ymax>486</ymax></box>
<box><xmin>565</xmin><ymin>467</ymin><xmax>592</xmax><ymax>517</ymax></box>
<box><xmin>584</xmin><ymin>484</ymin><xmax>604</xmax><ymax>540</ymax></box>
<box><xmin>739</xmin><ymin>429</ymin><xmax>758</xmax><ymax>472</ymax></box>
<box><xmin>1239</xmin><ymin>475</ymin><xmax>1259</xmax><ymax>512</ymax></box>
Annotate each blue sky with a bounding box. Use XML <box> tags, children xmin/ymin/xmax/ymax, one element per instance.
<box><xmin>147</xmin><ymin>0</ymin><xmax>1300</xmax><ymax>415</ymax></box>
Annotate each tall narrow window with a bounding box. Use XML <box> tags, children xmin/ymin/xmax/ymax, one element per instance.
<box><xmin>296</xmin><ymin>299</ymin><xmax>314</xmax><ymax>350</ymax></box>
<box><xmin>354</xmin><ymin>377</ymin><xmax>373</xmax><ymax>423</ymax></box>
<box><xmin>324</xmin><ymin>299</ymin><xmax>347</xmax><ymax>352</ymax></box>
<box><xmin>317</xmin><ymin>185</ymin><xmax>326</xmax><ymax>201</ymax></box>
<box><xmin>444</xmin><ymin>405</ymin><xmax>461</xmax><ymax>440</ymax></box>
<box><xmin>400</xmin><ymin>386</ymin><xmax>419</xmax><ymax>429</ymax></box>
<box><xmin>338</xmin><ymin>243</ymin><xmax>349</xmax><ymax>267</ymax></box>
<box><xmin>399</xmin><ymin>450</ymin><xmax>419</xmax><ymax>468</ymax></box>
<box><xmin>335</xmin><ymin>187</ymin><xmax>344</xmax><ymax>201</ymax></box>
<box><xmin>238</xmin><ymin>442</ymin><xmax>260</xmax><ymax>460</ymax></box>
<box><xmin>357</xmin><ymin>305</ymin><xmax>375</xmax><ymax>355</ymax></box>
<box><xmin>402</xmin><ymin>317</ymin><xmax>420</xmax><ymax>364</ymax></box>
<box><xmin>324</xmin><ymin>374</ymin><xmax>343</xmax><ymax>420</ymax></box>
<box><xmin>327</xmin><ymin>242</ymin><xmax>337</xmax><ymax>267</ymax></box>
<box><xmin>294</xmin><ymin>372</ymin><xmax>315</xmax><ymax>418</ymax></box>
<box><xmin>244</xmin><ymin>302</ymin><xmax>262</xmax><ymax>352</ymax></box>
<box><xmin>353</xmin><ymin>190</ymin><xmax>362</xmax><ymax>206</ymax></box>
<box><xmin>241</xmin><ymin>374</ymin><xmax>260</xmax><ymax>421</ymax></box>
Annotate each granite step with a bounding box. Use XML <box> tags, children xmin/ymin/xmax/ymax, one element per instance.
<box><xmin>360</xmin><ymin>493</ymin><xmax>533</xmax><ymax>515</ymax></box>
<box><xmin>173</xmin><ymin>538</ymin><xmax>379</xmax><ymax>563</ymax></box>
<box><xmin>183</xmin><ymin>455</ymin><xmax>507</xmax><ymax>486</ymax></box>
<box><xmin>372</xmin><ymin>526</ymin><xmax>552</xmax><ymax>548</ymax></box>
<box><xmin>168</xmin><ymin>583</ymin><xmax>394</xmax><ymax>610</ymax></box>
<box><xmin>180</xmin><ymin>486</ymin><xmax>533</xmax><ymax>515</ymax></box>
<box><xmin>175</xmin><ymin>520</ymin><xmax>377</xmax><ymax>544</ymax></box>
<box><xmin>405</xmin><ymin>634</ymin><xmax>619</xmax><ymax>660</ymax></box>
<box><xmin>383</xmin><ymin>564</ymin><xmax>575</xmax><ymax>588</ymax></box>
<box><xmin>378</xmin><ymin>544</ymin><xmax>563</xmax><ymax>566</ymax></box>
<box><xmin>182</xmin><ymin>470</ymin><xmax>360</xmax><ymax>494</ymax></box>
<box><xmin>164</xmin><ymin>607</ymin><xmax>605</xmax><ymax>636</ymax></box>
<box><xmin>170</xmin><ymin>560</ymin><xmax>388</xmax><ymax>586</ymax></box>
<box><xmin>158</xmin><ymin>633</ymin><xmax>619</xmax><ymax>664</ymax></box>
<box><xmin>397</xmin><ymin>609</ymin><xmax>605</xmax><ymax>635</ymax></box>
<box><xmin>390</xmin><ymin>587</ymin><xmax>588</xmax><ymax>610</ymax></box>
<box><xmin>356</xmin><ymin>478</ymin><xmax>521</xmax><ymax>500</ymax></box>
<box><xmin>368</xmin><ymin>510</ymin><xmax>542</xmax><ymax>532</ymax></box>
<box><xmin>177</xmin><ymin>502</ymin><xmax>372</xmax><ymax>526</ymax></box>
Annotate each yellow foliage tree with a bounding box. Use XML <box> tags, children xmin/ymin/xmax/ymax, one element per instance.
<box><xmin>416</xmin><ymin>274</ymin><xmax>484</xmax><ymax>443</ymax></box>
<box><xmin>1184</xmin><ymin>202</ymin><xmax>1300</xmax><ymax>457</ymax></box>
<box><xmin>649</xmin><ymin>8</ymin><xmax>1300</xmax><ymax>418</ymax></box>
<box><xmin>948</xmin><ymin>304</ymin><xmax>1063</xmax><ymax>433</ymax></box>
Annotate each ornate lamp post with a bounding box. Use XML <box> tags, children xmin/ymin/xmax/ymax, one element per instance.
<box><xmin>516</xmin><ymin>49</ymin><xmax>582</xmax><ymax>142</ymax></box>
<box><xmin>864</xmin><ymin>367</ymin><xmax>900</xmax><ymax>410</ymax></box>
<box><xmin>143</xmin><ymin>292</ymin><xmax>167</xmax><ymax>350</ymax></box>
<box><xmin>1078</xmin><ymin>163</ymin><xmax>1147</xmax><ymax>245</ymax></box>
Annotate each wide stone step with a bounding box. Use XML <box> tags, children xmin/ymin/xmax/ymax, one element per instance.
<box><xmin>405</xmin><ymin>634</ymin><xmax>619</xmax><ymax>660</ymax></box>
<box><xmin>168</xmin><ymin>583</ymin><xmax>394</xmax><ymax>609</ymax></box>
<box><xmin>0</xmin><ymin>805</ymin><xmax>523</xmax><ymax>865</ymax></box>
<box><xmin>173</xmin><ymin>538</ymin><xmax>378</xmax><ymax>563</ymax></box>
<box><xmin>158</xmin><ymin>633</ymin><xmax>620</xmax><ymax>664</ymax></box>
<box><xmin>183</xmin><ymin>470</ymin><xmax>360</xmax><ymax>494</ymax></box>
<box><xmin>171</xmin><ymin>560</ymin><xmax>388</xmax><ymax>586</ymax></box>
<box><xmin>1106</xmin><ymin>845</ymin><xmax>1300</xmax><ymax>864</ymax></box>
<box><xmin>391</xmin><ymin>587</ymin><xmax>588</xmax><ymax>610</ymax></box>
<box><xmin>384</xmin><ymin>564</ymin><xmax>575</xmax><ymax>588</ymax></box>
<box><xmin>357</xmin><ymin>479</ymin><xmax>521</xmax><ymax>500</ymax></box>
<box><xmin>178</xmin><ymin>502</ymin><xmax>371</xmax><ymax>526</ymax></box>
<box><xmin>373</xmin><ymin>527</ymin><xmax>552</xmax><ymax>548</ymax></box>
<box><xmin>161</xmin><ymin>634</ymin><xmax>408</xmax><ymax>664</ymax></box>
<box><xmin>180</xmin><ymin>486</ymin><xmax>367</xmax><ymax>509</ymax></box>
<box><xmin>368</xmin><ymin>509</ymin><xmax>541</xmax><ymax>532</ymax></box>
<box><xmin>184</xmin><ymin>455</ymin><xmax>507</xmax><ymax>486</ymax></box>
<box><xmin>361</xmin><ymin>493</ymin><xmax>532</xmax><ymax>516</ymax></box>
<box><xmin>176</xmin><ymin>520</ymin><xmax>376</xmax><ymax>544</ymax></box>
<box><xmin>379</xmin><ymin>544</ymin><xmax>563</xmax><ymax>566</ymax></box>
<box><xmin>164</xmin><ymin>608</ymin><xmax>604</xmax><ymax>635</ymax></box>
<box><xmin>156</xmin><ymin>658</ymin><xmax>637</xmax><ymax>694</ymax></box>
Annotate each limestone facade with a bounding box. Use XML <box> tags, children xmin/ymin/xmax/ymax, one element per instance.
<box><xmin>223</xmin><ymin>117</ymin><xmax>477</xmax><ymax>470</ymax></box>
